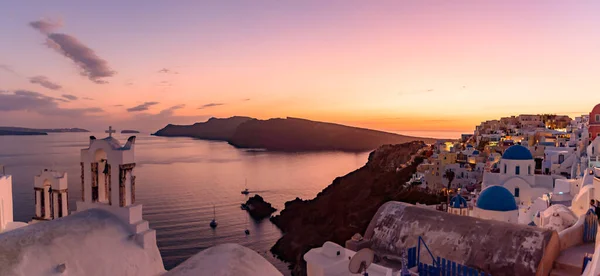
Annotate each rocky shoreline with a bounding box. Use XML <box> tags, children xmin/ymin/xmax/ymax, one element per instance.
<box><xmin>269</xmin><ymin>141</ymin><xmax>444</xmax><ymax>275</ymax></box>
<box><xmin>242</xmin><ymin>195</ymin><xmax>277</xmax><ymax>220</ymax></box>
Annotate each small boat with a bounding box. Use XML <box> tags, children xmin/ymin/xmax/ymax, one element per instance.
<box><xmin>210</xmin><ymin>205</ymin><xmax>218</xmax><ymax>228</ymax></box>
<box><xmin>241</xmin><ymin>179</ymin><xmax>250</xmax><ymax>195</ymax></box>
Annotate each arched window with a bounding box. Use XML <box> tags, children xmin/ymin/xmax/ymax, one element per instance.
<box><xmin>528</xmin><ymin>165</ymin><xmax>531</xmax><ymax>175</ymax></box>
<box><xmin>514</xmin><ymin>187</ymin><xmax>520</xmax><ymax>197</ymax></box>
<box><xmin>504</xmin><ymin>164</ymin><xmax>507</xmax><ymax>174</ymax></box>
<box><xmin>515</xmin><ymin>166</ymin><xmax>520</xmax><ymax>175</ymax></box>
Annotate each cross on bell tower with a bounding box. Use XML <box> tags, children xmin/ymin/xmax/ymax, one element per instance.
<box><xmin>105</xmin><ymin>126</ymin><xmax>116</xmax><ymax>137</ymax></box>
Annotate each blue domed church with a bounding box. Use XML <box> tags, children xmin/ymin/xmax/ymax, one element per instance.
<box><xmin>481</xmin><ymin>145</ymin><xmax>554</xmax><ymax>206</ymax></box>
<box><xmin>473</xmin><ymin>185</ymin><xmax>519</xmax><ymax>223</ymax></box>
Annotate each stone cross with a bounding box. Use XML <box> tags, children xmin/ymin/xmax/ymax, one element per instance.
<box><xmin>105</xmin><ymin>126</ymin><xmax>116</xmax><ymax>137</ymax></box>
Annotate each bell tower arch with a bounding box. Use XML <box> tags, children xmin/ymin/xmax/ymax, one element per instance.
<box><xmin>33</xmin><ymin>169</ymin><xmax>69</xmax><ymax>221</ymax></box>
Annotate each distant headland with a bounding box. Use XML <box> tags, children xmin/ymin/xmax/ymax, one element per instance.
<box><xmin>153</xmin><ymin>116</ymin><xmax>436</xmax><ymax>152</ymax></box>
<box><xmin>0</xmin><ymin>127</ymin><xmax>89</xmax><ymax>136</ymax></box>
<box><xmin>121</xmin><ymin>130</ymin><xmax>140</xmax><ymax>134</ymax></box>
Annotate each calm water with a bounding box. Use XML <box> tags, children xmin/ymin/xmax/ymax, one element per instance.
<box><xmin>0</xmin><ymin>133</ymin><xmax>369</xmax><ymax>274</ymax></box>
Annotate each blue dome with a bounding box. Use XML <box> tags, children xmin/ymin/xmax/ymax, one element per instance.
<box><xmin>472</xmin><ymin>150</ymin><xmax>479</xmax><ymax>155</ymax></box>
<box><xmin>466</xmin><ymin>144</ymin><xmax>473</xmax><ymax>148</ymax></box>
<box><xmin>502</xmin><ymin>145</ymin><xmax>533</xmax><ymax>160</ymax></box>
<box><xmin>476</xmin><ymin>186</ymin><xmax>518</xmax><ymax>211</ymax></box>
<box><xmin>450</xmin><ymin>194</ymin><xmax>467</xmax><ymax>208</ymax></box>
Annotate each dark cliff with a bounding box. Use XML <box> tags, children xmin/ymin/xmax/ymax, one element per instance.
<box><xmin>0</xmin><ymin>127</ymin><xmax>88</xmax><ymax>133</ymax></box>
<box><xmin>152</xmin><ymin>116</ymin><xmax>252</xmax><ymax>140</ymax></box>
<box><xmin>229</xmin><ymin>117</ymin><xmax>436</xmax><ymax>152</ymax></box>
<box><xmin>0</xmin><ymin>130</ymin><xmax>47</xmax><ymax>136</ymax></box>
<box><xmin>269</xmin><ymin>141</ymin><xmax>444</xmax><ymax>275</ymax></box>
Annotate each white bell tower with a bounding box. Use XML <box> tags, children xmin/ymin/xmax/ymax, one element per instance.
<box><xmin>79</xmin><ymin>127</ymin><xmax>137</xmax><ymax>207</ymax></box>
<box><xmin>33</xmin><ymin>169</ymin><xmax>69</xmax><ymax>221</ymax></box>
<box><xmin>75</xmin><ymin>127</ymin><xmax>156</xmax><ymax>248</ymax></box>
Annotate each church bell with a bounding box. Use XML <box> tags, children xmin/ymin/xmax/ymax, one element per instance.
<box><xmin>103</xmin><ymin>163</ymin><xmax>109</xmax><ymax>175</ymax></box>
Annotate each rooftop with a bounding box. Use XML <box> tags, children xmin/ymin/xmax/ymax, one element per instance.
<box><xmin>502</xmin><ymin>145</ymin><xmax>533</xmax><ymax>160</ymax></box>
<box><xmin>476</xmin><ymin>185</ymin><xmax>518</xmax><ymax>211</ymax></box>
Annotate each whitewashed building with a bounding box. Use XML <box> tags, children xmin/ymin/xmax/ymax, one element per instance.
<box><xmin>482</xmin><ymin>145</ymin><xmax>561</xmax><ymax>205</ymax></box>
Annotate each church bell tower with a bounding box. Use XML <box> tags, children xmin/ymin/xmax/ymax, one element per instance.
<box><xmin>79</xmin><ymin>126</ymin><xmax>137</xmax><ymax>207</ymax></box>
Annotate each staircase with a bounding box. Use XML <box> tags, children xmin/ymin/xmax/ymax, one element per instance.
<box><xmin>551</xmin><ymin>243</ymin><xmax>594</xmax><ymax>276</ymax></box>
<box><xmin>551</xmin><ymin>261</ymin><xmax>581</xmax><ymax>276</ymax></box>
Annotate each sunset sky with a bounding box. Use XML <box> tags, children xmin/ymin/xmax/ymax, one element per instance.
<box><xmin>2</xmin><ymin>1</ymin><xmax>600</xmax><ymax>136</ymax></box>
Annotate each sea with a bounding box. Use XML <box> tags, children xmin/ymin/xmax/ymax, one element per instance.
<box><xmin>0</xmin><ymin>133</ymin><xmax>372</xmax><ymax>274</ymax></box>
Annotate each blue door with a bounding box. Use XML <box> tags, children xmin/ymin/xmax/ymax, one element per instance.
<box><xmin>584</xmin><ymin>209</ymin><xmax>598</xmax><ymax>243</ymax></box>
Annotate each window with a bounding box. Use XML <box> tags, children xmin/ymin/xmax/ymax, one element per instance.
<box><xmin>558</xmin><ymin>154</ymin><xmax>564</xmax><ymax>164</ymax></box>
<box><xmin>515</xmin><ymin>166</ymin><xmax>520</xmax><ymax>175</ymax></box>
<box><xmin>528</xmin><ymin>165</ymin><xmax>531</xmax><ymax>175</ymax></box>
<box><xmin>504</xmin><ymin>164</ymin><xmax>507</xmax><ymax>174</ymax></box>
<box><xmin>514</xmin><ymin>187</ymin><xmax>520</xmax><ymax>197</ymax></box>
<box><xmin>596</xmin><ymin>114</ymin><xmax>600</xmax><ymax>122</ymax></box>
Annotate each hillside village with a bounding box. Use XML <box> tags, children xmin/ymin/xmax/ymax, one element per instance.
<box><xmin>413</xmin><ymin>114</ymin><xmax>577</xmax><ymax>193</ymax></box>
<box><xmin>304</xmin><ymin>104</ymin><xmax>600</xmax><ymax>276</ymax></box>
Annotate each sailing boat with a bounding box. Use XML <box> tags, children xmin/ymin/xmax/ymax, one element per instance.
<box><xmin>209</xmin><ymin>205</ymin><xmax>218</xmax><ymax>228</ymax></box>
<box><xmin>241</xmin><ymin>179</ymin><xmax>250</xmax><ymax>195</ymax></box>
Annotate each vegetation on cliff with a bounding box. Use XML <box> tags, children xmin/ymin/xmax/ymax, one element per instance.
<box><xmin>269</xmin><ymin>141</ymin><xmax>444</xmax><ymax>275</ymax></box>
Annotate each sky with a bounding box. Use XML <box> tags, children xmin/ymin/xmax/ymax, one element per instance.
<box><xmin>2</xmin><ymin>1</ymin><xmax>600</xmax><ymax>135</ymax></box>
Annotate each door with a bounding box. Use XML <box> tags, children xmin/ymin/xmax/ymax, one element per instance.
<box><xmin>584</xmin><ymin>209</ymin><xmax>598</xmax><ymax>243</ymax></box>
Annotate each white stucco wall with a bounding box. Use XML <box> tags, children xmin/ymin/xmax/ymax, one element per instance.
<box><xmin>0</xmin><ymin>208</ymin><xmax>164</xmax><ymax>276</ymax></box>
<box><xmin>554</xmin><ymin>179</ymin><xmax>573</xmax><ymax>194</ymax></box>
<box><xmin>473</xmin><ymin>207</ymin><xmax>519</xmax><ymax>223</ymax></box>
<box><xmin>34</xmin><ymin>170</ymin><xmax>68</xmax><ymax>190</ymax></box>
<box><xmin>0</xmin><ymin>175</ymin><xmax>13</xmax><ymax>232</ymax></box>
<box><xmin>498</xmin><ymin>159</ymin><xmax>535</xmax><ymax>184</ymax></box>
<box><xmin>304</xmin><ymin>242</ymin><xmax>393</xmax><ymax>276</ymax></box>
<box><xmin>165</xmin><ymin>243</ymin><xmax>282</xmax><ymax>276</ymax></box>
<box><xmin>587</xmin><ymin>136</ymin><xmax>600</xmax><ymax>157</ymax></box>
<box><xmin>518</xmin><ymin>198</ymin><xmax>549</xmax><ymax>225</ymax></box>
